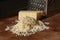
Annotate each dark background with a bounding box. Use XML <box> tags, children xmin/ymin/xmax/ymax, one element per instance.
<box><xmin>0</xmin><ymin>0</ymin><xmax>28</xmax><ymax>18</ymax></box>
<box><xmin>0</xmin><ymin>0</ymin><xmax>60</xmax><ymax>18</ymax></box>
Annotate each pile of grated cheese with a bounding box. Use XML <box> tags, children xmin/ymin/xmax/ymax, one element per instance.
<box><xmin>5</xmin><ymin>16</ymin><xmax>49</xmax><ymax>36</ymax></box>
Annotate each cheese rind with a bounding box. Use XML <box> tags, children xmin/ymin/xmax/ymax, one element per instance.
<box><xmin>18</xmin><ymin>11</ymin><xmax>44</xmax><ymax>20</ymax></box>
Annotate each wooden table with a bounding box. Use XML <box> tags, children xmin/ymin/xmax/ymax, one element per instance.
<box><xmin>0</xmin><ymin>13</ymin><xmax>60</xmax><ymax>40</ymax></box>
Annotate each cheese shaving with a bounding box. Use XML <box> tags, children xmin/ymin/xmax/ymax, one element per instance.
<box><xmin>5</xmin><ymin>16</ymin><xmax>49</xmax><ymax>36</ymax></box>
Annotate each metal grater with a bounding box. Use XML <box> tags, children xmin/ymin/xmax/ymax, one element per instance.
<box><xmin>27</xmin><ymin>0</ymin><xmax>48</xmax><ymax>15</ymax></box>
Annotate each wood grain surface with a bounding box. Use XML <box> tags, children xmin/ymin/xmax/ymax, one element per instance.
<box><xmin>0</xmin><ymin>13</ymin><xmax>60</xmax><ymax>40</ymax></box>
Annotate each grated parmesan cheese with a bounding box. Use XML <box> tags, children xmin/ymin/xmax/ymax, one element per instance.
<box><xmin>5</xmin><ymin>16</ymin><xmax>49</xmax><ymax>36</ymax></box>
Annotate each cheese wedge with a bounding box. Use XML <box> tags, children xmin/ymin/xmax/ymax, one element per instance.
<box><xmin>18</xmin><ymin>11</ymin><xmax>44</xmax><ymax>20</ymax></box>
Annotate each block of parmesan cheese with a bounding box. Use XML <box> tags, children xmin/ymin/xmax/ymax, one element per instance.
<box><xmin>18</xmin><ymin>11</ymin><xmax>44</xmax><ymax>20</ymax></box>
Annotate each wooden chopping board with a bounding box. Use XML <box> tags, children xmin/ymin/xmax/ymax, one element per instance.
<box><xmin>0</xmin><ymin>14</ymin><xmax>60</xmax><ymax>40</ymax></box>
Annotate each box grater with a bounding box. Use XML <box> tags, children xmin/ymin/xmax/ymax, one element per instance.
<box><xmin>27</xmin><ymin>0</ymin><xmax>48</xmax><ymax>15</ymax></box>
